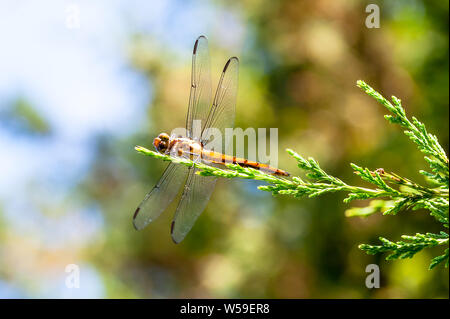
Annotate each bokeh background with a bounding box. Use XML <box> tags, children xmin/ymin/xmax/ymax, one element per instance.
<box><xmin>0</xmin><ymin>0</ymin><xmax>448</xmax><ymax>298</ymax></box>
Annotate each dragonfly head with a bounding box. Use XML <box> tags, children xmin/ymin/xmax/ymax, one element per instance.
<box><xmin>153</xmin><ymin>132</ymin><xmax>170</xmax><ymax>153</ymax></box>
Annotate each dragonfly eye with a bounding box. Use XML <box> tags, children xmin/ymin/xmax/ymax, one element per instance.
<box><xmin>159</xmin><ymin>143</ymin><xmax>168</xmax><ymax>152</ymax></box>
<box><xmin>153</xmin><ymin>137</ymin><xmax>162</xmax><ymax>150</ymax></box>
<box><xmin>159</xmin><ymin>133</ymin><xmax>170</xmax><ymax>141</ymax></box>
<box><xmin>154</xmin><ymin>137</ymin><xmax>168</xmax><ymax>153</ymax></box>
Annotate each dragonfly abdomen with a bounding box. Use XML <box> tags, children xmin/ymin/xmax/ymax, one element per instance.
<box><xmin>201</xmin><ymin>150</ymin><xmax>290</xmax><ymax>176</ymax></box>
<box><xmin>171</xmin><ymin>139</ymin><xmax>290</xmax><ymax>176</ymax></box>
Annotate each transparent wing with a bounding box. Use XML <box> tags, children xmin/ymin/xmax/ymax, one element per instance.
<box><xmin>201</xmin><ymin>57</ymin><xmax>239</xmax><ymax>149</ymax></box>
<box><xmin>133</xmin><ymin>163</ymin><xmax>189</xmax><ymax>230</ymax></box>
<box><xmin>186</xmin><ymin>35</ymin><xmax>212</xmax><ymax>139</ymax></box>
<box><xmin>170</xmin><ymin>168</ymin><xmax>217</xmax><ymax>243</ymax></box>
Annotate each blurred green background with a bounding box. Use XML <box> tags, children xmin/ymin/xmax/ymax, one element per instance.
<box><xmin>0</xmin><ymin>0</ymin><xmax>448</xmax><ymax>298</ymax></box>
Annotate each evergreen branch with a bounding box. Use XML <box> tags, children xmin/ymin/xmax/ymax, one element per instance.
<box><xmin>357</xmin><ymin>80</ymin><xmax>449</xmax><ymax>186</ymax></box>
<box><xmin>135</xmin><ymin>146</ymin><xmax>395</xmax><ymax>201</ymax></box>
<box><xmin>430</xmin><ymin>248</ymin><xmax>449</xmax><ymax>269</ymax></box>
<box><xmin>359</xmin><ymin>232</ymin><xmax>449</xmax><ymax>269</ymax></box>
<box><xmin>345</xmin><ymin>200</ymin><xmax>395</xmax><ymax>218</ymax></box>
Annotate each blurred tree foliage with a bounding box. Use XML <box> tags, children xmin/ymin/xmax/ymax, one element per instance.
<box><xmin>0</xmin><ymin>97</ymin><xmax>51</xmax><ymax>136</ymax></box>
<box><xmin>2</xmin><ymin>0</ymin><xmax>446</xmax><ymax>298</ymax></box>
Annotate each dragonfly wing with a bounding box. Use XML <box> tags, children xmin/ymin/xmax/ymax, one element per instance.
<box><xmin>201</xmin><ymin>57</ymin><xmax>239</xmax><ymax>151</ymax></box>
<box><xmin>171</xmin><ymin>168</ymin><xmax>217</xmax><ymax>243</ymax></box>
<box><xmin>133</xmin><ymin>163</ymin><xmax>189</xmax><ymax>230</ymax></box>
<box><xmin>186</xmin><ymin>35</ymin><xmax>212</xmax><ymax>139</ymax></box>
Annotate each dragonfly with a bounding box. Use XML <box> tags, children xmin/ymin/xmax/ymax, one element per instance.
<box><xmin>133</xmin><ymin>35</ymin><xmax>290</xmax><ymax>243</ymax></box>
